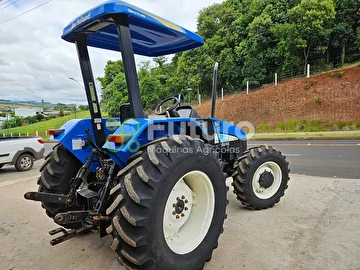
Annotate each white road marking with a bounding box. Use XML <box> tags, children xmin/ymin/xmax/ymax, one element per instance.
<box><xmin>283</xmin><ymin>153</ymin><xmax>301</xmax><ymax>157</ymax></box>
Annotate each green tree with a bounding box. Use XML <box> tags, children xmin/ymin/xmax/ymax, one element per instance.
<box><xmin>59</xmin><ymin>109</ymin><xmax>64</xmax><ymax>117</ymax></box>
<box><xmin>98</xmin><ymin>60</ymin><xmax>124</xmax><ymax>89</ymax></box>
<box><xmin>330</xmin><ymin>0</ymin><xmax>360</xmax><ymax>65</ymax></box>
<box><xmin>289</xmin><ymin>0</ymin><xmax>336</xmax><ymax>72</ymax></box>
<box><xmin>100</xmin><ymin>72</ymin><xmax>128</xmax><ymax>117</ymax></box>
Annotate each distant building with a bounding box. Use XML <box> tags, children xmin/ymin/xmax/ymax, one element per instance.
<box><xmin>43</xmin><ymin>111</ymin><xmax>60</xmax><ymax>116</ymax></box>
<box><xmin>14</xmin><ymin>107</ymin><xmax>43</xmax><ymax>117</ymax></box>
<box><xmin>0</xmin><ymin>115</ymin><xmax>12</xmax><ymax>128</ymax></box>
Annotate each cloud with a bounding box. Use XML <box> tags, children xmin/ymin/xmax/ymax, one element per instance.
<box><xmin>0</xmin><ymin>57</ymin><xmax>10</xmax><ymax>66</ymax></box>
<box><xmin>0</xmin><ymin>0</ymin><xmax>222</xmax><ymax>104</ymax></box>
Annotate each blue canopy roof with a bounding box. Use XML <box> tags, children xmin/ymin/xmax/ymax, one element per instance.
<box><xmin>62</xmin><ymin>1</ymin><xmax>204</xmax><ymax>56</ymax></box>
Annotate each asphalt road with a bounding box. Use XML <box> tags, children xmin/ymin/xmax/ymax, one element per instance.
<box><xmin>1</xmin><ymin>140</ymin><xmax>358</xmax><ymax>182</ymax></box>
<box><xmin>249</xmin><ymin>140</ymin><xmax>360</xmax><ymax>179</ymax></box>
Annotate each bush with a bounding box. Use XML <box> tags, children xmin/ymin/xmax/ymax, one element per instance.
<box><xmin>258</xmin><ymin>123</ymin><xmax>272</xmax><ymax>133</ymax></box>
<box><xmin>35</xmin><ymin>114</ymin><xmax>45</xmax><ymax>122</ymax></box>
<box><xmin>337</xmin><ymin>72</ymin><xmax>344</xmax><ymax>78</ymax></box>
<box><xmin>336</xmin><ymin>121</ymin><xmax>350</xmax><ymax>130</ymax></box>
<box><xmin>287</xmin><ymin>120</ymin><xmax>304</xmax><ymax>132</ymax></box>
<box><xmin>1</xmin><ymin>116</ymin><xmax>24</xmax><ymax>129</ymax></box>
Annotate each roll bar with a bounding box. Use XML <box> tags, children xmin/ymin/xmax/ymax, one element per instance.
<box><xmin>211</xmin><ymin>62</ymin><xmax>219</xmax><ymax>118</ymax></box>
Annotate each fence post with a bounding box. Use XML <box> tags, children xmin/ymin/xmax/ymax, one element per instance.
<box><xmin>246</xmin><ymin>81</ymin><xmax>249</xmax><ymax>94</ymax></box>
<box><xmin>18</xmin><ymin>132</ymin><xmax>20</xmax><ymax>137</ymax></box>
<box><xmin>275</xmin><ymin>73</ymin><xmax>278</xmax><ymax>86</ymax></box>
<box><xmin>307</xmin><ymin>64</ymin><xmax>310</xmax><ymax>78</ymax></box>
<box><xmin>36</xmin><ymin>131</ymin><xmax>38</xmax><ymax>137</ymax></box>
<box><xmin>10</xmin><ymin>133</ymin><xmax>12</xmax><ymax>137</ymax></box>
<box><xmin>221</xmin><ymin>88</ymin><xmax>224</xmax><ymax>101</ymax></box>
<box><xmin>27</xmin><ymin>132</ymin><xmax>29</xmax><ymax>137</ymax></box>
<box><xmin>198</xmin><ymin>94</ymin><xmax>201</xmax><ymax>105</ymax></box>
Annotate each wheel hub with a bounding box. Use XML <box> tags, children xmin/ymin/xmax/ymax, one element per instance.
<box><xmin>175</xmin><ymin>200</ymin><xmax>185</xmax><ymax>214</ymax></box>
<box><xmin>258</xmin><ymin>170</ymin><xmax>274</xmax><ymax>189</ymax></box>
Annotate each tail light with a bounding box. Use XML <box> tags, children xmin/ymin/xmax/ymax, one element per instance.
<box><xmin>48</xmin><ymin>129</ymin><xmax>64</xmax><ymax>136</ymax></box>
<box><xmin>38</xmin><ymin>138</ymin><xmax>44</xmax><ymax>144</ymax></box>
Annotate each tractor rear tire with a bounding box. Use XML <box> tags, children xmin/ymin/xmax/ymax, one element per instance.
<box><xmin>107</xmin><ymin>135</ymin><xmax>228</xmax><ymax>270</ymax></box>
<box><xmin>37</xmin><ymin>144</ymin><xmax>84</xmax><ymax>229</ymax></box>
<box><xmin>232</xmin><ymin>145</ymin><xmax>289</xmax><ymax>210</ymax></box>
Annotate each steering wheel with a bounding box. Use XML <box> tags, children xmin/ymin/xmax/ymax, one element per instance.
<box><xmin>155</xmin><ymin>97</ymin><xmax>180</xmax><ymax>116</ymax></box>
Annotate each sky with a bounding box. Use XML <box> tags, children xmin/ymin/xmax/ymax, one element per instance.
<box><xmin>0</xmin><ymin>0</ymin><xmax>223</xmax><ymax>105</ymax></box>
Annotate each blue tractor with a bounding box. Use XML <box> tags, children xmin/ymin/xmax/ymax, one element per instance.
<box><xmin>25</xmin><ymin>1</ymin><xmax>290</xmax><ymax>269</ymax></box>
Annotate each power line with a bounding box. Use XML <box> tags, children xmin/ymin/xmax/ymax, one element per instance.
<box><xmin>0</xmin><ymin>0</ymin><xmax>20</xmax><ymax>12</ymax></box>
<box><xmin>0</xmin><ymin>0</ymin><xmax>53</xmax><ymax>25</ymax></box>
<box><xmin>0</xmin><ymin>0</ymin><xmax>13</xmax><ymax>7</ymax></box>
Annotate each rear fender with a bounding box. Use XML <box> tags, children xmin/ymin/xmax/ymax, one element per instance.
<box><xmin>51</xmin><ymin>118</ymin><xmax>120</xmax><ymax>171</ymax></box>
<box><xmin>102</xmin><ymin>117</ymin><xmax>208</xmax><ymax>167</ymax></box>
<box><xmin>102</xmin><ymin>117</ymin><xmax>247</xmax><ymax>168</ymax></box>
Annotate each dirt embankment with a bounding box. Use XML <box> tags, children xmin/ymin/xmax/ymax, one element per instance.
<box><xmin>195</xmin><ymin>66</ymin><xmax>360</xmax><ymax>127</ymax></box>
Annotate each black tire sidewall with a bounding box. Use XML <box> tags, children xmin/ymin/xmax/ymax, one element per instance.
<box><xmin>37</xmin><ymin>144</ymin><xmax>84</xmax><ymax>229</ymax></box>
<box><xmin>247</xmin><ymin>153</ymin><xmax>288</xmax><ymax>208</ymax></box>
<box><xmin>148</xmin><ymin>153</ymin><xmax>226</xmax><ymax>269</ymax></box>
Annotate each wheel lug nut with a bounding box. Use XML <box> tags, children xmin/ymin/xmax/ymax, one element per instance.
<box><xmin>176</xmin><ymin>197</ymin><xmax>180</xmax><ymax>201</ymax></box>
<box><xmin>185</xmin><ymin>207</ymin><xmax>188</xmax><ymax>211</ymax></box>
<box><xmin>176</xmin><ymin>215</ymin><xmax>180</xmax><ymax>219</ymax></box>
<box><xmin>172</xmin><ymin>203</ymin><xmax>176</xmax><ymax>207</ymax></box>
<box><xmin>181</xmin><ymin>195</ymin><xmax>185</xmax><ymax>199</ymax></box>
<box><xmin>181</xmin><ymin>213</ymin><xmax>185</xmax><ymax>217</ymax></box>
<box><xmin>185</xmin><ymin>199</ymin><xmax>188</xmax><ymax>203</ymax></box>
<box><xmin>172</xmin><ymin>211</ymin><xmax>176</xmax><ymax>215</ymax></box>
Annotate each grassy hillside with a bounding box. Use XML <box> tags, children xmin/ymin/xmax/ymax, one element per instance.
<box><xmin>1</xmin><ymin>111</ymin><xmax>90</xmax><ymax>137</ymax></box>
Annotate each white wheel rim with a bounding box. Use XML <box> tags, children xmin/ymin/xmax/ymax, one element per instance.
<box><xmin>252</xmin><ymin>161</ymin><xmax>282</xmax><ymax>199</ymax></box>
<box><xmin>163</xmin><ymin>170</ymin><xmax>215</xmax><ymax>254</ymax></box>
<box><xmin>20</xmin><ymin>156</ymin><xmax>32</xmax><ymax>169</ymax></box>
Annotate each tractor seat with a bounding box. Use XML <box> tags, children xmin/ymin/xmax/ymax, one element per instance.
<box><xmin>175</xmin><ymin>106</ymin><xmax>201</xmax><ymax>118</ymax></box>
<box><xmin>120</xmin><ymin>103</ymin><xmax>148</xmax><ymax>122</ymax></box>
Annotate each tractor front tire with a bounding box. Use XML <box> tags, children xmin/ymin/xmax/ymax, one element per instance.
<box><xmin>37</xmin><ymin>144</ymin><xmax>84</xmax><ymax>229</ymax></box>
<box><xmin>232</xmin><ymin>145</ymin><xmax>290</xmax><ymax>210</ymax></box>
<box><xmin>107</xmin><ymin>136</ymin><xmax>228</xmax><ymax>270</ymax></box>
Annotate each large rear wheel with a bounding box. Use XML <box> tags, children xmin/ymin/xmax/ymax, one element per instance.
<box><xmin>107</xmin><ymin>136</ymin><xmax>228</xmax><ymax>269</ymax></box>
<box><xmin>37</xmin><ymin>144</ymin><xmax>84</xmax><ymax>228</ymax></box>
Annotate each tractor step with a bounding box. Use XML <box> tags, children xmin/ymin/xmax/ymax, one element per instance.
<box><xmin>24</xmin><ymin>191</ymin><xmax>67</xmax><ymax>204</ymax></box>
<box><xmin>49</xmin><ymin>223</ymin><xmax>96</xmax><ymax>246</ymax></box>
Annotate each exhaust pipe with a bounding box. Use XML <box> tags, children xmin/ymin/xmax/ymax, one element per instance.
<box><xmin>211</xmin><ymin>62</ymin><xmax>218</xmax><ymax>118</ymax></box>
